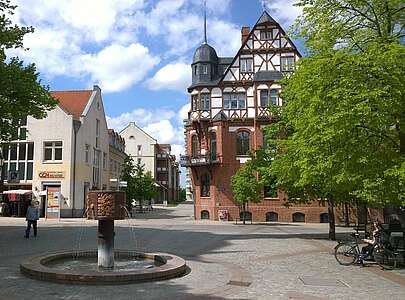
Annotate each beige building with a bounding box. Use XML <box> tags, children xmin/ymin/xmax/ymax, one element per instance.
<box><xmin>119</xmin><ymin>123</ymin><xmax>180</xmax><ymax>204</ymax></box>
<box><xmin>1</xmin><ymin>86</ymin><xmax>110</xmax><ymax>217</ymax></box>
<box><xmin>108</xmin><ymin>129</ymin><xmax>126</xmax><ymax>190</ymax></box>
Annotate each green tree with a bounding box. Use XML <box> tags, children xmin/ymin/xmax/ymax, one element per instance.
<box><xmin>264</xmin><ymin>0</ymin><xmax>405</xmax><ymax>239</ymax></box>
<box><xmin>132</xmin><ymin>164</ymin><xmax>158</xmax><ymax>212</ymax></box>
<box><xmin>231</xmin><ymin>158</ymin><xmax>263</xmax><ymax>224</ymax></box>
<box><xmin>179</xmin><ymin>187</ymin><xmax>187</xmax><ymax>202</ymax></box>
<box><xmin>121</xmin><ymin>155</ymin><xmax>137</xmax><ymax>210</ymax></box>
<box><xmin>0</xmin><ymin>0</ymin><xmax>57</xmax><ymax>142</ymax></box>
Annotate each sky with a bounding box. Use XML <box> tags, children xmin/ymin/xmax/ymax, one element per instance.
<box><xmin>8</xmin><ymin>0</ymin><xmax>304</xmax><ymax>185</ymax></box>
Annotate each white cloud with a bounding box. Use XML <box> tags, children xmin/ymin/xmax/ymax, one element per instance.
<box><xmin>145</xmin><ymin>63</ymin><xmax>190</xmax><ymax>92</ymax></box>
<box><xmin>76</xmin><ymin>43</ymin><xmax>160</xmax><ymax>92</ymax></box>
<box><xmin>107</xmin><ymin>108</ymin><xmax>175</xmax><ymax>131</ymax></box>
<box><xmin>262</xmin><ymin>0</ymin><xmax>303</xmax><ymax>27</ymax></box>
<box><xmin>178</xmin><ymin>103</ymin><xmax>190</xmax><ymax>123</ymax></box>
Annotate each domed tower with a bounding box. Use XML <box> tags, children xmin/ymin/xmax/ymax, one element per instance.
<box><xmin>191</xmin><ymin>4</ymin><xmax>219</xmax><ymax>86</ymax></box>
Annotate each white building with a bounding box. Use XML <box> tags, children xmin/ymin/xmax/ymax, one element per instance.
<box><xmin>1</xmin><ymin>85</ymin><xmax>110</xmax><ymax>217</ymax></box>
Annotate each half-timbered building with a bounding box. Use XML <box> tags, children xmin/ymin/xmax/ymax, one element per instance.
<box><xmin>181</xmin><ymin>11</ymin><xmax>334</xmax><ymax>223</ymax></box>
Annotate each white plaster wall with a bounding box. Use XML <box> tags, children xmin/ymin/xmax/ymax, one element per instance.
<box><xmin>120</xmin><ymin>123</ymin><xmax>157</xmax><ymax>178</ymax></box>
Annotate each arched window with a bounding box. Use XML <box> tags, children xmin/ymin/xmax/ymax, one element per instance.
<box><xmin>292</xmin><ymin>212</ymin><xmax>305</xmax><ymax>222</ymax></box>
<box><xmin>191</xmin><ymin>135</ymin><xmax>199</xmax><ymax>157</ymax></box>
<box><xmin>210</xmin><ymin>132</ymin><xmax>217</xmax><ymax>161</ymax></box>
<box><xmin>320</xmin><ymin>213</ymin><xmax>329</xmax><ymax>223</ymax></box>
<box><xmin>201</xmin><ymin>174</ymin><xmax>210</xmax><ymax>197</ymax></box>
<box><xmin>266</xmin><ymin>212</ymin><xmax>278</xmax><ymax>222</ymax></box>
<box><xmin>236</xmin><ymin>131</ymin><xmax>250</xmax><ymax>155</ymax></box>
<box><xmin>201</xmin><ymin>210</ymin><xmax>210</xmax><ymax>219</ymax></box>
<box><xmin>240</xmin><ymin>211</ymin><xmax>252</xmax><ymax>221</ymax></box>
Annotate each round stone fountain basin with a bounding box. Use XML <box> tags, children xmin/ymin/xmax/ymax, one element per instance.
<box><xmin>20</xmin><ymin>250</ymin><xmax>187</xmax><ymax>285</ymax></box>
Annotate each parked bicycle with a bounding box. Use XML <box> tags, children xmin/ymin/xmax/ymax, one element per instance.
<box><xmin>334</xmin><ymin>232</ymin><xmax>398</xmax><ymax>270</ymax></box>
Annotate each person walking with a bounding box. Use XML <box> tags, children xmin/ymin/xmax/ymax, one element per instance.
<box><xmin>25</xmin><ymin>200</ymin><xmax>40</xmax><ymax>238</ymax></box>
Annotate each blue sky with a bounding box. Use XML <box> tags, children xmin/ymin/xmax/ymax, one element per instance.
<box><xmin>9</xmin><ymin>0</ymin><xmax>303</xmax><ymax>184</ymax></box>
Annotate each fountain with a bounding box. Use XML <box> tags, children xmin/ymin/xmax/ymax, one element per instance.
<box><xmin>20</xmin><ymin>191</ymin><xmax>186</xmax><ymax>284</ymax></box>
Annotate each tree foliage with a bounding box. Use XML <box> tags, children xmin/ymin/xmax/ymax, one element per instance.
<box><xmin>265</xmin><ymin>0</ymin><xmax>405</xmax><ymax>223</ymax></box>
<box><xmin>121</xmin><ymin>156</ymin><xmax>158</xmax><ymax>210</ymax></box>
<box><xmin>0</xmin><ymin>0</ymin><xmax>57</xmax><ymax>142</ymax></box>
<box><xmin>231</xmin><ymin>157</ymin><xmax>263</xmax><ymax>224</ymax></box>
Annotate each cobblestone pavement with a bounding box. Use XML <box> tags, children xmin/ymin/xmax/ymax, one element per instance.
<box><xmin>0</xmin><ymin>203</ymin><xmax>404</xmax><ymax>300</ymax></box>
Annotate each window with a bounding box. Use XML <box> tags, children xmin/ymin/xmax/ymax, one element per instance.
<box><xmin>292</xmin><ymin>212</ymin><xmax>305</xmax><ymax>222</ymax></box>
<box><xmin>260</xmin><ymin>30</ymin><xmax>273</xmax><ymax>40</ymax></box>
<box><xmin>264</xmin><ymin>186</ymin><xmax>277</xmax><ymax>198</ymax></box>
<box><xmin>44</xmin><ymin>141</ymin><xmax>62</xmax><ymax>162</ymax></box>
<box><xmin>2</xmin><ymin>142</ymin><xmax>34</xmax><ymax>181</ymax></box>
<box><xmin>137</xmin><ymin>158</ymin><xmax>142</xmax><ymax>165</ymax></box>
<box><xmin>194</xmin><ymin>65</ymin><xmax>198</xmax><ymax>75</ymax></box>
<box><xmin>320</xmin><ymin>213</ymin><xmax>329</xmax><ymax>223</ymax></box>
<box><xmin>270</xmin><ymin>89</ymin><xmax>278</xmax><ymax>105</ymax></box>
<box><xmin>137</xmin><ymin>145</ymin><xmax>142</xmax><ymax>156</ymax></box>
<box><xmin>266</xmin><ymin>212</ymin><xmax>278</xmax><ymax>222</ymax></box>
<box><xmin>224</xmin><ymin>93</ymin><xmax>245</xmax><ymax>109</ymax></box>
<box><xmin>260</xmin><ymin>90</ymin><xmax>269</xmax><ymax>107</ymax></box>
<box><xmin>240</xmin><ymin>211</ymin><xmax>252</xmax><ymax>221</ymax></box>
<box><xmin>201</xmin><ymin>174</ymin><xmax>210</xmax><ymax>197</ymax></box>
<box><xmin>240</xmin><ymin>58</ymin><xmax>253</xmax><ymax>73</ymax></box>
<box><xmin>202</xmin><ymin>64</ymin><xmax>208</xmax><ymax>74</ymax></box>
<box><xmin>93</xmin><ymin>149</ymin><xmax>100</xmax><ymax>188</ymax></box>
<box><xmin>236</xmin><ymin>131</ymin><xmax>250</xmax><ymax>155</ymax></box>
<box><xmin>191</xmin><ymin>135</ymin><xmax>199</xmax><ymax>157</ymax></box>
<box><xmin>85</xmin><ymin>144</ymin><xmax>90</xmax><ymax>163</ymax></box>
<box><xmin>103</xmin><ymin>152</ymin><xmax>107</xmax><ymax>169</ymax></box>
<box><xmin>96</xmin><ymin>119</ymin><xmax>100</xmax><ymax>148</ymax></box>
<box><xmin>201</xmin><ymin>210</ymin><xmax>210</xmax><ymax>219</ymax></box>
<box><xmin>210</xmin><ymin>132</ymin><xmax>217</xmax><ymax>161</ymax></box>
<box><xmin>192</xmin><ymin>95</ymin><xmax>199</xmax><ymax>111</ymax></box>
<box><xmin>129</xmin><ymin>135</ymin><xmax>135</xmax><ymax>140</ymax></box>
<box><xmin>281</xmin><ymin>56</ymin><xmax>295</xmax><ymax>72</ymax></box>
<box><xmin>200</xmin><ymin>93</ymin><xmax>210</xmax><ymax>111</ymax></box>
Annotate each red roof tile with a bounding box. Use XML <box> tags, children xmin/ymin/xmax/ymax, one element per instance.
<box><xmin>51</xmin><ymin>90</ymin><xmax>93</xmax><ymax>120</ymax></box>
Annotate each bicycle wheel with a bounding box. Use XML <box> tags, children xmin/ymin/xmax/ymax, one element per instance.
<box><xmin>334</xmin><ymin>243</ymin><xmax>358</xmax><ymax>266</ymax></box>
<box><xmin>374</xmin><ymin>248</ymin><xmax>397</xmax><ymax>270</ymax></box>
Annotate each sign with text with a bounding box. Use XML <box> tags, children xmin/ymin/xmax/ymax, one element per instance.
<box><xmin>46</xmin><ymin>186</ymin><xmax>60</xmax><ymax>219</ymax></box>
<box><xmin>39</xmin><ymin>171</ymin><xmax>65</xmax><ymax>179</ymax></box>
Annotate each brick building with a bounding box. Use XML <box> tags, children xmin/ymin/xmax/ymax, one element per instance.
<box><xmin>181</xmin><ymin>11</ymin><xmax>333</xmax><ymax>222</ymax></box>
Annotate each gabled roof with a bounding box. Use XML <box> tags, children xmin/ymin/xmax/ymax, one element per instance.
<box><xmin>257</xmin><ymin>11</ymin><xmax>277</xmax><ymax>25</ymax></box>
<box><xmin>212</xmin><ymin>111</ymin><xmax>228</xmax><ymax>121</ymax></box>
<box><xmin>51</xmin><ymin>90</ymin><xmax>93</xmax><ymax>120</ymax></box>
<box><xmin>219</xmin><ymin>11</ymin><xmax>302</xmax><ymax>83</ymax></box>
<box><xmin>119</xmin><ymin>122</ymin><xmax>157</xmax><ymax>144</ymax></box>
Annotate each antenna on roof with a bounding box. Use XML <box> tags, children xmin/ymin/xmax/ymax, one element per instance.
<box><xmin>203</xmin><ymin>0</ymin><xmax>207</xmax><ymax>44</ymax></box>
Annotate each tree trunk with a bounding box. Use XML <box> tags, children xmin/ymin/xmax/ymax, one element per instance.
<box><xmin>344</xmin><ymin>202</ymin><xmax>350</xmax><ymax>227</ymax></box>
<box><xmin>243</xmin><ymin>202</ymin><xmax>246</xmax><ymax>225</ymax></box>
<box><xmin>327</xmin><ymin>195</ymin><xmax>336</xmax><ymax>240</ymax></box>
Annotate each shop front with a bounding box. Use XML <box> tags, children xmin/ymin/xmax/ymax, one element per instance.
<box><xmin>0</xmin><ymin>190</ymin><xmax>32</xmax><ymax>217</ymax></box>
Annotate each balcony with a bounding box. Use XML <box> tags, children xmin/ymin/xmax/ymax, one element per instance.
<box><xmin>180</xmin><ymin>154</ymin><xmax>221</xmax><ymax>167</ymax></box>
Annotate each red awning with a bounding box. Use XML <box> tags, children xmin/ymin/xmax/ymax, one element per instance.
<box><xmin>3</xmin><ymin>190</ymin><xmax>32</xmax><ymax>201</ymax></box>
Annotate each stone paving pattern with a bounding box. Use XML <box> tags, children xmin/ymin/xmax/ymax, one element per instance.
<box><xmin>0</xmin><ymin>203</ymin><xmax>404</xmax><ymax>300</ymax></box>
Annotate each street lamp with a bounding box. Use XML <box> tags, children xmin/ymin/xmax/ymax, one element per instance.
<box><xmin>0</xmin><ymin>148</ymin><xmax>4</xmax><ymax>197</ymax></box>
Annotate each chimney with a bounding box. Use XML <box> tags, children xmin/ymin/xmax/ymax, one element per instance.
<box><xmin>241</xmin><ymin>26</ymin><xmax>250</xmax><ymax>44</ymax></box>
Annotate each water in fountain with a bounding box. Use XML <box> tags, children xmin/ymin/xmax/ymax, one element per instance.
<box><xmin>73</xmin><ymin>210</ymin><xmax>90</xmax><ymax>260</ymax></box>
<box><xmin>122</xmin><ymin>206</ymin><xmax>138</xmax><ymax>251</ymax></box>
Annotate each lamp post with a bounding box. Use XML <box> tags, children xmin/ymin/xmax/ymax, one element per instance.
<box><xmin>0</xmin><ymin>149</ymin><xmax>4</xmax><ymax>196</ymax></box>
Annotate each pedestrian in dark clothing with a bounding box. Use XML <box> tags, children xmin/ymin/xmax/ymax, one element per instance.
<box><xmin>25</xmin><ymin>200</ymin><xmax>40</xmax><ymax>238</ymax></box>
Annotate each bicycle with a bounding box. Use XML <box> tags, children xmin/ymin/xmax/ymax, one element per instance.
<box><xmin>334</xmin><ymin>232</ymin><xmax>398</xmax><ymax>270</ymax></box>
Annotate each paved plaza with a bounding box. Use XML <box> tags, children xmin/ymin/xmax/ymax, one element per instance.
<box><xmin>0</xmin><ymin>203</ymin><xmax>404</xmax><ymax>300</ymax></box>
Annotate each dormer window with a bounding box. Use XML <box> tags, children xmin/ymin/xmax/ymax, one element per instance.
<box><xmin>240</xmin><ymin>58</ymin><xmax>253</xmax><ymax>73</ymax></box>
<box><xmin>260</xmin><ymin>30</ymin><xmax>273</xmax><ymax>40</ymax></box>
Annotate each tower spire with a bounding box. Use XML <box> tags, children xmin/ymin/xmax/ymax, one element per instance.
<box><xmin>203</xmin><ymin>0</ymin><xmax>207</xmax><ymax>44</ymax></box>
